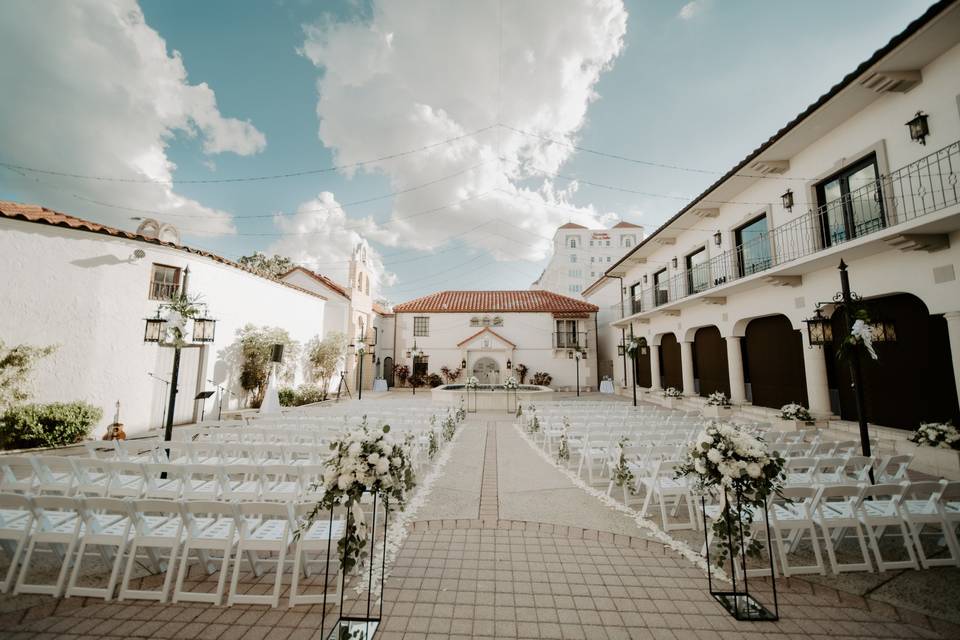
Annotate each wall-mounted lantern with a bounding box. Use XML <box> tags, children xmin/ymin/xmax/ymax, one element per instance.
<box><xmin>781</xmin><ymin>189</ymin><xmax>794</xmax><ymax>212</ymax></box>
<box><xmin>461</xmin><ymin>358</ymin><xmax>467</xmax><ymax>369</ymax></box>
<box><xmin>192</xmin><ymin>316</ymin><xmax>217</xmax><ymax>343</ymax></box>
<box><xmin>671</xmin><ymin>257</ymin><xmax>678</xmax><ymax>269</ymax></box>
<box><xmin>803</xmin><ymin>308</ymin><xmax>833</xmax><ymax>346</ymax></box>
<box><xmin>143</xmin><ymin>315</ymin><xmax>166</xmax><ymax>343</ymax></box>
<box><xmin>713</xmin><ymin>231</ymin><xmax>722</xmax><ymax>247</ymax></box>
<box><xmin>506</xmin><ymin>359</ymin><xmax>512</xmax><ymax>370</ymax></box>
<box><xmin>906</xmin><ymin>111</ymin><xmax>930</xmax><ymax>145</ymax></box>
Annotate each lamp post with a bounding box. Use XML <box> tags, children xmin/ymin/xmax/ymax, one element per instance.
<box><xmin>143</xmin><ymin>267</ymin><xmax>216</xmax><ymax>447</ymax></box>
<box><xmin>405</xmin><ymin>339</ymin><xmax>424</xmax><ymax>395</ymax></box>
<box><xmin>803</xmin><ymin>260</ymin><xmax>896</xmax><ymax>478</ymax></box>
<box><xmin>568</xmin><ymin>347</ymin><xmax>585</xmax><ymax>397</ymax></box>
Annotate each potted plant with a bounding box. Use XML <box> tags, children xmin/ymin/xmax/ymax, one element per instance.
<box><xmin>661</xmin><ymin>386</ymin><xmax>683</xmax><ymax>409</ymax></box>
<box><xmin>702</xmin><ymin>391</ymin><xmax>732</xmax><ymax>419</ymax></box>
<box><xmin>907</xmin><ymin>422</ymin><xmax>960</xmax><ymax>476</ymax></box>
<box><xmin>777</xmin><ymin>403</ymin><xmax>814</xmax><ymax>431</ymax></box>
<box><xmin>516</xmin><ymin>363</ymin><xmax>529</xmax><ymax>385</ymax></box>
<box><xmin>394</xmin><ymin>364</ymin><xmax>410</xmax><ymax>388</ymax></box>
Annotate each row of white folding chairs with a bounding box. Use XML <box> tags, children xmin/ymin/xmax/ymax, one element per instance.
<box><xmin>85</xmin><ymin>440</ymin><xmax>337</xmax><ymax>466</ymax></box>
<box><xmin>702</xmin><ymin>480</ymin><xmax>960</xmax><ymax>575</ymax></box>
<box><xmin>1</xmin><ymin>456</ymin><xmax>329</xmax><ymax>503</ymax></box>
<box><xmin>0</xmin><ymin>493</ymin><xmax>366</xmax><ymax>607</ymax></box>
<box><xmin>783</xmin><ymin>454</ymin><xmax>913</xmax><ymax>487</ymax></box>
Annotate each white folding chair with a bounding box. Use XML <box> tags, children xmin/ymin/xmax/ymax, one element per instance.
<box><xmin>118</xmin><ymin>499</ymin><xmax>185</xmax><ymax>602</ymax></box>
<box><xmin>900</xmin><ymin>481</ymin><xmax>960</xmax><ymax>568</ymax></box>
<box><xmin>812</xmin><ymin>484</ymin><xmax>873</xmax><ymax>573</ymax></box>
<box><xmin>262</xmin><ymin>465</ymin><xmax>304</xmax><ymax>503</ymax></box>
<box><xmin>173</xmin><ymin>501</ymin><xmax>239</xmax><ymax>604</ymax></box>
<box><xmin>768</xmin><ymin>486</ymin><xmax>825</xmax><ymax>576</ymax></box>
<box><xmin>141</xmin><ymin>464</ymin><xmax>184</xmax><ymax>500</ymax></box>
<box><xmin>73</xmin><ymin>458</ymin><xmax>112</xmax><ymax>496</ymax></box>
<box><xmin>181</xmin><ymin>464</ymin><xmax>222</xmax><ymax>501</ymax></box>
<box><xmin>30</xmin><ymin>456</ymin><xmax>77</xmax><ymax>495</ymax></box>
<box><xmin>0</xmin><ymin>458</ymin><xmax>35</xmax><ymax>494</ymax></box>
<box><xmin>638</xmin><ymin>459</ymin><xmax>697</xmax><ymax>531</ymax></box>
<box><xmin>856</xmin><ymin>483</ymin><xmax>919</xmax><ymax>572</ymax></box>
<box><xmin>66</xmin><ymin>497</ymin><xmax>133</xmax><ymax>599</ymax></box>
<box><xmin>0</xmin><ymin>493</ymin><xmax>34</xmax><ymax>593</ymax></box>
<box><xmin>14</xmin><ymin>495</ymin><xmax>83</xmax><ymax>596</ymax></box>
<box><xmin>221</xmin><ymin>464</ymin><xmax>263</xmax><ymax>502</ymax></box>
<box><xmin>289</xmin><ymin>502</ymin><xmax>346</xmax><ymax>607</ymax></box>
<box><xmin>228</xmin><ymin>502</ymin><xmax>294</xmax><ymax>607</ymax></box>
<box><xmin>107</xmin><ymin>461</ymin><xmax>146</xmax><ymax>498</ymax></box>
<box><xmin>784</xmin><ymin>457</ymin><xmax>817</xmax><ymax>486</ymax></box>
<box><xmin>876</xmin><ymin>455</ymin><xmax>912</xmax><ymax>483</ymax></box>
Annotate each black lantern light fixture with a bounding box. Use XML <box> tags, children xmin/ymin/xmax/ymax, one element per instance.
<box><xmin>192</xmin><ymin>316</ymin><xmax>217</xmax><ymax>343</ymax></box>
<box><xmin>460</xmin><ymin>357</ymin><xmax>466</xmax><ymax>369</ymax></box>
<box><xmin>781</xmin><ymin>189</ymin><xmax>794</xmax><ymax>212</ymax></box>
<box><xmin>638</xmin><ymin>337</ymin><xmax>648</xmax><ymax>356</ymax></box>
<box><xmin>906</xmin><ymin>111</ymin><xmax>929</xmax><ymax>145</ymax></box>
<box><xmin>617</xmin><ymin>343</ymin><xmax>625</xmax><ymax>356</ymax></box>
<box><xmin>672</xmin><ymin>257</ymin><xmax>678</xmax><ymax>269</ymax></box>
<box><xmin>143</xmin><ymin>315</ymin><xmax>166</xmax><ymax>343</ymax></box>
<box><xmin>803</xmin><ymin>307</ymin><xmax>833</xmax><ymax>346</ymax></box>
<box><xmin>642</xmin><ymin>274</ymin><xmax>648</xmax><ymax>284</ymax></box>
<box><xmin>506</xmin><ymin>359</ymin><xmax>512</xmax><ymax>370</ymax></box>
<box><xmin>869</xmin><ymin>317</ymin><xmax>897</xmax><ymax>343</ymax></box>
<box><xmin>713</xmin><ymin>230</ymin><xmax>722</xmax><ymax>247</ymax></box>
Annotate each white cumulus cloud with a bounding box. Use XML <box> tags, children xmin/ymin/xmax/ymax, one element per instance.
<box><xmin>0</xmin><ymin>0</ymin><xmax>266</xmax><ymax>236</ymax></box>
<box><xmin>297</xmin><ymin>0</ymin><xmax>628</xmax><ymax>264</ymax></box>
<box><xmin>268</xmin><ymin>192</ymin><xmax>397</xmax><ymax>295</ymax></box>
<box><xmin>678</xmin><ymin>1</ymin><xmax>705</xmax><ymax>20</ymax></box>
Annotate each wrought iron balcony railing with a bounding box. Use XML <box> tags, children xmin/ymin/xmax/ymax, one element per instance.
<box><xmin>614</xmin><ymin>140</ymin><xmax>960</xmax><ymax>320</ymax></box>
<box><xmin>553</xmin><ymin>331</ymin><xmax>588</xmax><ymax>350</ymax></box>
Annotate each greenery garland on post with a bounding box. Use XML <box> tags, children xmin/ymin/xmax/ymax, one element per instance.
<box><xmin>556</xmin><ymin>416</ymin><xmax>570</xmax><ymax>463</ymax></box>
<box><xmin>611</xmin><ymin>436</ymin><xmax>636</xmax><ymax>493</ymax></box>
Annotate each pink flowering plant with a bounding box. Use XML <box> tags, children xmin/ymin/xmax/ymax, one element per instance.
<box><xmin>676</xmin><ymin>421</ymin><xmax>785</xmax><ymax>565</ymax></box>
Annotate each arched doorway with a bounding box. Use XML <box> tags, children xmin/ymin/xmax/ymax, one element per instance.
<box><xmin>634</xmin><ymin>338</ymin><xmax>652</xmax><ymax>388</ymax></box>
<box><xmin>743</xmin><ymin>315</ymin><xmax>807</xmax><ymax>409</ymax></box>
<box><xmin>472</xmin><ymin>357</ymin><xmax>500</xmax><ymax>384</ymax></box>
<box><xmin>827</xmin><ymin>293</ymin><xmax>960</xmax><ymax>429</ymax></box>
<box><xmin>659</xmin><ymin>334</ymin><xmax>683</xmax><ymax>391</ymax></box>
<box><xmin>383</xmin><ymin>356</ymin><xmax>394</xmax><ymax>388</ymax></box>
<box><xmin>694</xmin><ymin>326</ymin><xmax>729</xmax><ymax>397</ymax></box>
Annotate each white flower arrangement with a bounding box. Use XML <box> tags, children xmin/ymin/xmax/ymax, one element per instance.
<box><xmin>455</xmin><ymin>398</ymin><xmax>466</xmax><ymax>422</ymax></box>
<box><xmin>611</xmin><ymin>436</ymin><xmax>636</xmax><ymax>493</ymax></box>
<box><xmin>849</xmin><ymin>318</ymin><xmax>878</xmax><ymax>360</ymax></box>
<box><xmin>427</xmin><ymin>429</ymin><xmax>439</xmax><ymax>459</ymax></box>
<box><xmin>663</xmin><ymin>387</ymin><xmax>683</xmax><ymax>399</ymax></box>
<box><xmin>526</xmin><ymin>404</ymin><xmax>540</xmax><ymax>433</ymax></box>
<box><xmin>441</xmin><ymin>413</ymin><xmax>456</xmax><ymax>441</ymax></box>
<box><xmin>705</xmin><ymin>391</ymin><xmax>730</xmax><ymax>407</ymax></box>
<box><xmin>779</xmin><ymin>403</ymin><xmax>812</xmax><ymax>422</ymax></box>
<box><xmin>465</xmin><ymin>376</ymin><xmax>480</xmax><ymax>389</ymax></box>
<box><xmin>676</xmin><ymin>421</ymin><xmax>785</xmax><ymax>566</ymax></box>
<box><xmin>304</xmin><ymin>423</ymin><xmax>416</xmax><ymax>574</ymax></box>
<box><xmin>504</xmin><ymin>376</ymin><xmax>519</xmax><ymax>390</ymax></box>
<box><xmin>908</xmin><ymin>422</ymin><xmax>960</xmax><ymax>450</ymax></box>
<box><xmin>557</xmin><ymin>417</ymin><xmax>571</xmax><ymax>463</ymax></box>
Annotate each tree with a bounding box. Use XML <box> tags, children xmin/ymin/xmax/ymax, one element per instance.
<box><xmin>234</xmin><ymin>325</ymin><xmax>300</xmax><ymax>407</ymax></box>
<box><xmin>238</xmin><ymin>252</ymin><xmax>294</xmax><ymax>279</ymax></box>
<box><xmin>0</xmin><ymin>341</ymin><xmax>57</xmax><ymax>411</ymax></box>
<box><xmin>305</xmin><ymin>332</ymin><xmax>348</xmax><ymax>398</ymax></box>
<box><xmin>394</xmin><ymin>364</ymin><xmax>410</xmax><ymax>387</ymax></box>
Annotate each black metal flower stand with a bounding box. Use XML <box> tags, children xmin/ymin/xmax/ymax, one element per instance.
<box><xmin>467</xmin><ymin>388</ymin><xmax>477</xmax><ymax>413</ymax></box>
<box><xmin>320</xmin><ymin>494</ymin><xmax>390</xmax><ymax>640</ymax></box>
<box><xmin>701</xmin><ymin>492</ymin><xmax>779</xmax><ymax>621</ymax></box>
<box><xmin>506</xmin><ymin>388</ymin><xmax>517</xmax><ymax>414</ymax></box>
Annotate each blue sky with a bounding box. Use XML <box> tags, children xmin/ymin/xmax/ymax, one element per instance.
<box><xmin>0</xmin><ymin>0</ymin><xmax>936</xmax><ymax>303</ymax></box>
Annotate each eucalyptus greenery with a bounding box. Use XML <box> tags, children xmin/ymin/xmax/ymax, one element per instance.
<box><xmin>611</xmin><ymin>436</ymin><xmax>636</xmax><ymax>493</ymax></box>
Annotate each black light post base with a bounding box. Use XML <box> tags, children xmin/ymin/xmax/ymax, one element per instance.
<box><xmin>326</xmin><ymin>618</ymin><xmax>380</xmax><ymax>640</ymax></box>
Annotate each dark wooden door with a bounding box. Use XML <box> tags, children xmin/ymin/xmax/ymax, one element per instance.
<box><xmin>744</xmin><ymin>315</ymin><xmax>807</xmax><ymax>409</ymax></box>
<box><xmin>383</xmin><ymin>357</ymin><xmax>394</xmax><ymax>387</ymax></box>
<box><xmin>659</xmin><ymin>334</ymin><xmax>684</xmax><ymax>391</ymax></box>
<box><xmin>634</xmin><ymin>346</ymin><xmax>652</xmax><ymax>388</ymax></box>
<box><xmin>694</xmin><ymin>326</ymin><xmax>730</xmax><ymax>397</ymax></box>
<box><xmin>829</xmin><ymin>294</ymin><xmax>960</xmax><ymax>429</ymax></box>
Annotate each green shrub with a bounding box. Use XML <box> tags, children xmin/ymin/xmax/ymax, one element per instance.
<box><xmin>426</xmin><ymin>373</ymin><xmax>443</xmax><ymax>388</ymax></box>
<box><xmin>294</xmin><ymin>384</ymin><xmax>325</xmax><ymax>405</ymax></box>
<box><xmin>278</xmin><ymin>387</ymin><xmax>296</xmax><ymax>407</ymax></box>
<box><xmin>0</xmin><ymin>401</ymin><xmax>103</xmax><ymax>450</ymax></box>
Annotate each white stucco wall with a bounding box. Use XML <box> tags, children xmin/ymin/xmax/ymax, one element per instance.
<box><xmin>392</xmin><ymin>311</ymin><xmax>598</xmax><ymax>389</ymax></box>
<box><xmin>0</xmin><ymin>220</ymin><xmax>327</xmax><ymax>437</ymax></box>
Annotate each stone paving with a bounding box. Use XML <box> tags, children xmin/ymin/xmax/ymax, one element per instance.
<box><xmin>1</xmin><ymin>399</ymin><xmax>958</xmax><ymax>639</ymax></box>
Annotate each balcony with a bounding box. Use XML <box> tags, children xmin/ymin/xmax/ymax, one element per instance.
<box><xmin>614</xmin><ymin>140</ymin><xmax>960</xmax><ymax>321</ymax></box>
<box><xmin>553</xmin><ymin>331</ymin><xmax>588</xmax><ymax>350</ymax></box>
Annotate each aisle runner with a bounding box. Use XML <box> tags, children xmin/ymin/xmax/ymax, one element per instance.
<box><xmin>355</xmin><ymin>423</ymin><xmax>466</xmax><ymax>598</ymax></box>
<box><xmin>478</xmin><ymin>423</ymin><xmax>498</xmax><ymax>520</ymax></box>
<box><xmin>513</xmin><ymin>422</ymin><xmax>728</xmax><ymax>582</ymax></box>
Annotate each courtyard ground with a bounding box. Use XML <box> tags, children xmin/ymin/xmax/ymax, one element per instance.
<box><xmin>0</xmin><ymin>393</ymin><xmax>957</xmax><ymax>639</ymax></box>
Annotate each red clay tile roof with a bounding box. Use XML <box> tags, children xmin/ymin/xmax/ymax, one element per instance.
<box><xmin>558</xmin><ymin>222</ymin><xmax>588</xmax><ymax>229</ymax></box>
<box><xmin>372</xmin><ymin>302</ymin><xmax>392</xmax><ymax>316</ymax></box>
<box><xmin>393</xmin><ymin>290</ymin><xmax>598</xmax><ymax>314</ymax></box>
<box><xmin>612</xmin><ymin>220</ymin><xmax>642</xmax><ymax>229</ymax></box>
<box><xmin>0</xmin><ymin>199</ymin><xmax>327</xmax><ymax>301</ymax></box>
<box><xmin>281</xmin><ymin>266</ymin><xmax>350</xmax><ymax>300</ymax></box>
<box><xmin>456</xmin><ymin>327</ymin><xmax>516</xmax><ymax>348</ymax></box>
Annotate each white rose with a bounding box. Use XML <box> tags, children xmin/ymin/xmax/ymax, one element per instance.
<box><xmin>746</xmin><ymin>463</ymin><xmax>762</xmax><ymax>479</ymax></box>
<box><xmin>375</xmin><ymin>458</ymin><xmax>390</xmax><ymax>475</ymax></box>
<box><xmin>391</xmin><ymin>456</ymin><xmax>402</xmax><ymax>467</ymax></box>
<box><xmin>323</xmin><ymin>467</ymin><xmax>338</xmax><ymax>486</ymax></box>
<box><xmin>368</xmin><ymin>452</ymin><xmax>381</xmax><ymax>465</ymax></box>
<box><xmin>380</xmin><ymin>441</ymin><xmax>394</xmax><ymax>456</ymax></box>
<box><xmin>694</xmin><ymin>460</ymin><xmax>707</xmax><ymax>475</ymax></box>
<box><xmin>706</xmin><ymin>449</ymin><xmax>722</xmax><ymax>464</ymax></box>
<box><xmin>337</xmin><ymin>473</ymin><xmax>354</xmax><ymax>490</ymax></box>
<box><xmin>348</xmin><ymin>442</ymin><xmax>363</xmax><ymax>457</ymax></box>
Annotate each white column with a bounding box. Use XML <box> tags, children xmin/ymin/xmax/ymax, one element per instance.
<box><xmin>725</xmin><ymin>336</ymin><xmax>746</xmax><ymax>405</ymax></box>
<box><xmin>944</xmin><ymin>312</ymin><xmax>960</xmax><ymax>411</ymax></box>
<box><xmin>649</xmin><ymin>344</ymin><xmax>662</xmax><ymax>390</ymax></box>
<box><xmin>800</xmin><ymin>328</ymin><xmax>832</xmax><ymax>416</ymax></box>
<box><xmin>680</xmin><ymin>341</ymin><xmax>696</xmax><ymax>395</ymax></box>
